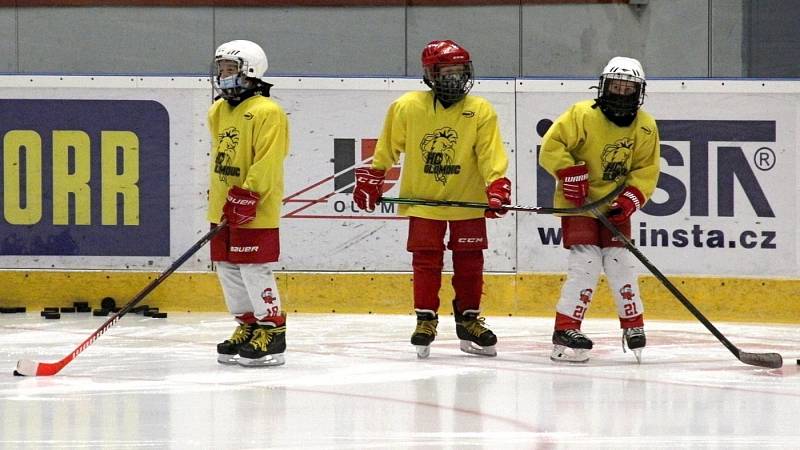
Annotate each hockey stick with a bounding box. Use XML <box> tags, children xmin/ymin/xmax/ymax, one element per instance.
<box><xmin>14</xmin><ymin>220</ymin><xmax>228</xmax><ymax>377</ymax></box>
<box><xmin>379</xmin><ymin>184</ymin><xmax>624</xmax><ymax>214</ymax></box>
<box><xmin>590</xmin><ymin>207</ymin><xmax>783</xmax><ymax>369</ymax></box>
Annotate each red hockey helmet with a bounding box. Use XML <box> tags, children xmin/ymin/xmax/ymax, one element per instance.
<box><xmin>421</xmin><ymin>40</ymin><xmax>471</xmax><ymax>69</ymax></box>
<box><xmin>421</xmin><ymin>40</ymin><xmax>474</xmax><ymax>104</ymax></box>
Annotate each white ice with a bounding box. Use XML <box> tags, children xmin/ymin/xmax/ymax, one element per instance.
<box><xmin>1</xmin><ymin>312</ymin><xmax>798</xmax><ymax>449</ymax></box>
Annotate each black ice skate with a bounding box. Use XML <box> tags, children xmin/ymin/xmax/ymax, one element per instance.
<box><xmin>622</xmin><ymin>327</ymin><xmax>646</xmax><ymax>363</ymax></box>
<box><xmin>551</xmin><ymin>329</ymin><xmax>593</xmax><ymax>363</ymax></box>
<box><xmin>217</xmin><ymin>322</ymin><xmax>257</xmax><ymax>364</ymax></box>
<box><xmin>453</xmin><ymin>301</ymin><xmax>497</xmax><ymax>357</ymax></box>
<box><xmin>238</xmin><ymin>321</ymin><xmax>286</xmax><ymax>367</ymax></box>
<box><xmin>411</xmin><ymin>310</ymin><xmax>438</xmax><ymax>359</ymax></box>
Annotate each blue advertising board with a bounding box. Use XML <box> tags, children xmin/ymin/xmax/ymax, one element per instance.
<box><xmin>0</xmin><ymin>99</ymin><xmax>170</xmax><ymax>256</ymax></box>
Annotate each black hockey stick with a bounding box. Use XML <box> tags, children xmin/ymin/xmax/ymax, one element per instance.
<box><xmin>379</xmin><ymin>184</ymin><xmax>624</xmax><ymax>214</ymax></box>
<box><xmin>14</xmin><ymin>219</ymin><xmax>228</xmax><ymax>376</ymax></box>
<box><xmin>591</xmin><ymin>207</ymin><xmax>782</xmax><ymax>369</ymax></box>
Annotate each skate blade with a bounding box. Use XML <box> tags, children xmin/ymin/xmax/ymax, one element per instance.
<box><xmin>550</xmin><ymin>345</ymin><xmax>590</xmax><ymax>363</ymax></box>
<box><xmin>459</xmin><ymin>341</ymin><xmax>497</xmax><ymax>357</ymax></box>
<box><xmin>632</xmin><ymin>348</ymin><xmax>643</xmax><ymax>364</ymax></box>
<box><xmin>415</xmin><ymin>345</ymin><xmax>431</xmax><ymax>359</ymax></box>
<box><xmin>238</xmin><ymin>354</ymin><xmax>285</xmax><ymax>367</ymax></box>
<box><xmin>217</xmin><ymin>354</ymin><xmax>239</xmax><ymax>365</ymax></box>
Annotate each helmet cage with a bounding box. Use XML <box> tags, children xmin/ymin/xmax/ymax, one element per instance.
<box><xmin>211</xmin><ymin>56</ymin><xmax>257</xmax><ymax>101</ymax></box>
<box><xmin>424</xmin><ymin>62</ymin><xmax>474</xmax><ymax>104</ymax></box>
<box><xmin>597</xmin><ymin>72</ymin><xmax>645</xmax><ymax>117</ymax></box>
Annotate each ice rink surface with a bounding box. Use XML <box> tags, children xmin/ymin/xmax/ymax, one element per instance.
<box><xmin>1</xmin><ymin>312</ymin><xmax>798</xmax><ymax>450</ymax></box>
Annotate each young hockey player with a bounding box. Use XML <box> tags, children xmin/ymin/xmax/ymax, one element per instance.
<box><xmin>538</xmin><ymin>56</ymin><xmax>660</xmax><ymax>363</ymax></box>
<box><xmin>354</xmin><ymin>39</ymin><xmax>512</xmax><ymax>358</ymax></box>
<box><xmin>208</xmin><ymin>40</ymin><xmax>289</xmax><ymax>367</ymax></box>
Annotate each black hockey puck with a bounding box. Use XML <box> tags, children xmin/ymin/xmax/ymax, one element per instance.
<box><xmin>131</xmin><ymin>305</ymin><xmax>150</xmax><ymax>314</ymax></box>
<box><xmin>13</xmin><ymin>370</ymin><xmax>23</xmax><ymax>376</ymax></box>
<box><xmin>796</xmin><ymin>359</ymin><xmax>799</xmax><ymax>365</ymax></box>
<box><xmin>143</xmin><ymin>308</ymin><xmax>159</xmax><ymax>317</ymax></box>
<box><xmin>92</xmin><ymin>309</ymin><xmax>109</xmax><ymax>316</ymax></box>
<box><xmin>43</xmin><ymin>307</ymin><xmax>59</xmax><ymax>312</ymax></box>
<box><xmin>44</xmin><ymin>312</ymin><xmax>61</xmax><ymax>319</ymax></box>
<box><xmin>76</xmin><ymin>306</ymin><xmax>92</xmax><ymax>313</ymax></box>
<box><xmin>13</xmin><ymin>307</ymin><xmax>26</xmax><ymax>313</ymax></box>
<box><xmin>150</xmin><ymin>312</ymin><xmax>168</xmax><ymax>319</ymax></box>
<box><xmin>73</xmin><ymin>301</ymin><xmax>89</xmax><ymax>308</ymax></box>
<box><xmin>100</xmin><ymin>297</ymin><xmax>116</xmax><ymax>309</ymax></box>
<box><xmin>60</xmin><ymin>307</ymin><xmax>76</xmax><ymax>313</ymax></box>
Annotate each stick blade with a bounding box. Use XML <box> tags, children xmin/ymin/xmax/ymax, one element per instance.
<box><xmin>15</xmin><ymin>359</ymin><xmax>63</xmax><ymax>376</ymax></box>
<box><xmin>739</xmin><ymin>351</ymin><xmax>783</xmax><ymax>369</ymax></box>
<box><xmin>15</xmin><ymin>359</ymin><xmax>40</xmax><ymax>376</ymax></box>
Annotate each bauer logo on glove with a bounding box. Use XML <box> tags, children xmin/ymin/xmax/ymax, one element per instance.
<box><xmin>223</xmin><ymin>186</ymin><xmax>260</xmax><ymax>226</ymax></box>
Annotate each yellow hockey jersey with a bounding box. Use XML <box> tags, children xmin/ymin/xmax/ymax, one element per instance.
<box><xmin>538</xmin><ymin>99</ymin><xmax>660</xmax><ymax>216</ymax></box>
<box><xmin>372</xmin><ymin>90</ymin><xmax>509</xmax><ymax>220</ymax></box>
<box><xmin>207</xmin><ymin>95</ymin><xmax>289</xmax><ymax>228</ymax></box>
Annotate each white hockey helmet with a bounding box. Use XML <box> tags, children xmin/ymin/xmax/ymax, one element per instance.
<box><xmin>601</xmin><ymin>56</ymin><xmax>645</xmax><ymax>81</ymax></box>
<box><xmin>596</xmin><ymin>56</ymin><xmax>646</xmax><ymax>121</ymax></box>
<box><xmin>212</xmin><ymin>40</ymin><xmax>269</xmax><ymax>100</ymax></box>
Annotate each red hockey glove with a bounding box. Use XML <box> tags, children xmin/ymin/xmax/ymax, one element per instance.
<box><xmin>223</xmin><ymin>186</ymin><xmax>260</xmax><ymax>226</ymax></box>
<box><xmin>607</xmin><ymin>186</ymin><xmax>645</xmax><ymax>225</ymax></box>
<box><xmin>485</xmin><ymin>177</ymin><xmax>512</xmax><ymax>218</ymax></box>
<box><xmin>557</xmin><ymin>164</ymin><xmax>589</xmax><ymax>207</ymax></box>
<box><xmin>353</xmin><ymin>167</ymin><xmax>385</xmax><ymax>212</ymax></box>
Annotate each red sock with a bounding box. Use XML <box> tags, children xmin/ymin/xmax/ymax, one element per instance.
<box><xmin>412</xmin><ymin>250</ymin><xmax>444</xmax><ymax>311</ymax></box>
<box><xmin>235</xmin><ymin>312</ymin><xmax>256</xmax><ymax>324</ymax></box>
<box><xmin>452</xmin><ymin>250</ymin><xmax>484</xmax><ymax>311</ymax></box>
<box><xmin>619</xmin><ymin>314</ymin><xmax>644</xmax><ymax>329</ymax></box>
<box><xmin>555</xmin><ymin>312</ymin><xmax>582</xmax><ymax>331</ymax></box>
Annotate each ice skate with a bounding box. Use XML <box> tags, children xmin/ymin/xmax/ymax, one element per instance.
<box><xmin>411</xmin><ymin>310</ymin><xmax>438</xmax><ymax>359</ymax></box>
<box><xmin>551</xmin><ymin>329</ymin><xmax>593</xmax><ymax>363</ymax></box>
<box><xmin>217</xmin><ymin>322</ymin><xmax>257</xmax><ymax>364</ymax></box>
<box><xmin>238</xmin><ymin>322</ymin><xmax>286</xmax><ymax>367</ymax></box>
<box><xmin>622</xmin><ymin>327</ymin><xmax>646</xmax><ymax>363</ymax></box>
<box><xmin>453</xmin><ymin>302</ymin><xmax>497</xmax><ymax>357</ymax></box>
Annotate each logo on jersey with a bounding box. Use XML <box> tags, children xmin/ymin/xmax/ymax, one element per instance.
<box><xmin>601</xmin><ymin>137</ymin><xmax>633</xmax><ymax>181</ymax></box>
<box><xmin>421</xmin><ymin>127</ymin><xmax>461</xmax><ymax>184</ymax></box>
<box><xmin>462</xmin><ymin>111</ymin><xmax>475</xmax><ymax>118</ymax></box>
<box><xmin>214</xmin><ymin>127</ymin><xmax>241</xmax><ymax>182</ymax></box>
<box><xmin>244</xmin><ymin>112</ymin><xmax>254</xmax><ymax>120</ymax></box>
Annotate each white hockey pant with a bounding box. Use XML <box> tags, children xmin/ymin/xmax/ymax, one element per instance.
<box><xmin>217</xmin><ymin>261</ymin><xmax>282</xmax><ymax>324</ymax></box>
<box><xmin>602</xmin><ymin>246</ymin><xmax>645</xmax><ymax>320</ymax></box>
<box><xmin>556</xmin><ymin>245</ymin><xmax>644</xmax><ymax>322</ymax></box>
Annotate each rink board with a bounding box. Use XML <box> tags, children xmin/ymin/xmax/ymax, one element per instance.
<box><xmin>0</xmin><ymin>76</ymin><xmax>797</xmax><ymax>320</ymax></box>
<box><xmin>0</xmin><ymin>270</ymin><xmax>798</xmax><ymax>324</ymax></box>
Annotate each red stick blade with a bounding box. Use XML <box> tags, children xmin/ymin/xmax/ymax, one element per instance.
<box><xmin>15</xmin><ymin>359</ymin><xmax>63</xmax><ymax>376</ymax></box>
<box><xmin>15</xmin><ymin>359</ymin><xmax>39</xmax><ymax>376</ymax></box>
